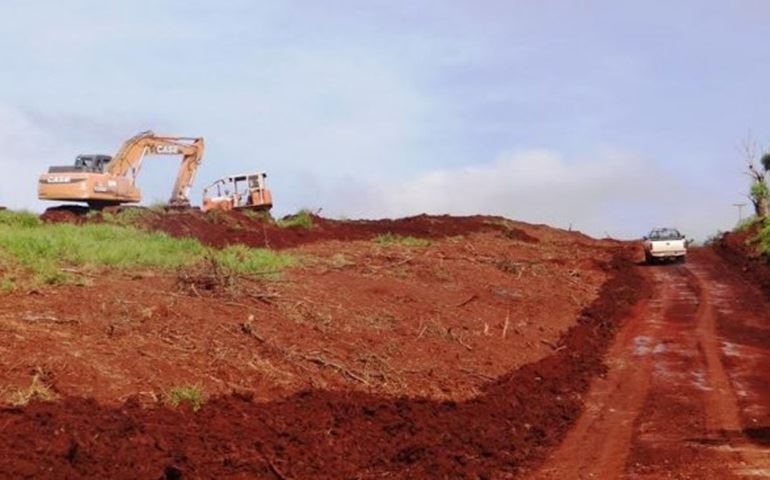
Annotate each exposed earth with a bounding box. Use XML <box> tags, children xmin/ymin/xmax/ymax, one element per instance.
<box><xmin>0</xmin><ymin>210</ymin><xmax>768</xmax><ymax>478</ymax></box>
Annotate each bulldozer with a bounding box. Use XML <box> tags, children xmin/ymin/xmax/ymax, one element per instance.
<box><xmin>38</xmin><ymin>131</ymin><xmax>205</xmax><ymax>208</ymax></box>
<box><xmin>202</xmin><ymin>173</ymin><xmax>273</xmax><ymax>213</ymax></box>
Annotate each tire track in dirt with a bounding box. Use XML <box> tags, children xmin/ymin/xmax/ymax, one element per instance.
<box><xmin>532</xmin><ymin>250</ymin><xmax>770</xmax><ymax>479</ymax></box>
<box><xmin>688</xmin><ymin>255</ymin><xmax>770</xmax><ymax>477</ymax></box>
<box><xmin>531</xmin><ymin>268</ymin><xmax>673</xmax><ymax>479</ymax></box>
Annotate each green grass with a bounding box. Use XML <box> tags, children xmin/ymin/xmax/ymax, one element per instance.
<box><xmin>0</xmin><ymin>274</ymin><xmax>16</xmax><ymax>293</ymax></box>
<box><xmin>0</xmin><ymin>210</ymin><xmax>298</xmax><ymax>289</ymax></box>
<box><xmin>735</xmin><ymin>215</ymin><xmax>761</xmax><ymax>233</ymax></box>
<box><xmin>242</xmin><ymin>209</ymin><xmax>272</xmax><ymax>221</ymax></box>
<box><xmin>165</xmin><ymin>384</ymin><xmax>204</xmax><ymax>411</ymax></box>
<box><xmin>0</xmin><ymin>210</ymin><xmax>42</xmax><ymax>228</ymax></box>
<box><xmin>100</xmin><ymin>208</ymin><xmax>152</xmax><ymax>226</ymax></box>
<box><xmin>277</xmin><ymin>209</ymin><xmax>314</xmax><ymax>229</ymax></box>
<box><xmin>755</xmin><ymin>218</ymin><xmax>770</xmax><ymax>255</ymax></box>
<box><xmin>217</xmin><ymin>244</ymin><xmax>297</xmax><ymax>275</ymax></box>
<box><xmin>373</xmin><ymin>233</ymin><xmax>432</xmax><ymax>247</ymax></box>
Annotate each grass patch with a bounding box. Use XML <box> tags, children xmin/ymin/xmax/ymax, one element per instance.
<box><xmin>217</xmin><ymin>244</ymin><xmax>297</xmax><ymax>276</ymax></box>
<box><xmin>0</xmin><ymin>210</ymin><xmax>298</xmax><ymax>287</ymax></box>
<box><xmin>0</xmin><ymin>274</ymin><xmax>16</xmax><ymax>293</ymax></box>
<box><xmin>755</xmin><ymin>219</ymin><xmax>770</xmax><ymax>255</ymax></box>
<box><xmin>242</xmin><ymin>209</ymin><xmax>272</xmax><ymax>221</ymax></box>
<box><xmin>277</xmin><ymin>209</ymin><xmax>314</xmax><ymax>229</ymax></box>
<box><xmin>0</xmin><ymin>210</ymin><xmax>41</xmax><ymax>228</ymax></box>
<box><xmin>735</xmin><ymin>215</ymin><xmax>761</xmax><ymax>233</ymax></box>
<box><xmin>166</xmin><ymin>384</ymin><xmax>204</xmax><ymax>411</ymax></box>
<box><xmin>374</xmin><ymin>233</ymin><xmax>432</xmax><ymax>247</ymax></box>
<box><xmin>100</xmin><ymin>208</ymin><xmax>151</xmax><ymax>227</ymax></box>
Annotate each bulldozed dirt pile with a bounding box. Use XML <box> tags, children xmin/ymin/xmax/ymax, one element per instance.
<box><xmin>2</xmin><ymin>211</ymin><xmax>647</xmax><ymax>477</ymax></box>
<box><xmin>41</xmin><ymin>206</ymin><xmax>567</xmax><ymax>250</ymax></box>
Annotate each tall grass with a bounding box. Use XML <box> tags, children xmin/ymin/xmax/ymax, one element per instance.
<box><xmin>0</xmin><ymin>210</ymin><xmax>297</xmax><ymax>288</ymax></box>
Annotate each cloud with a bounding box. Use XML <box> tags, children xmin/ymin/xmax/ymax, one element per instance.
<box><xmin>0</xmin><ymin>104</ymin><xmax>138</xmax><ymax>211</ymax></box>
<box><xmin>326</xmin><ymin>148</ymin><xmax>685</xmax><ymax>239</ymax></box>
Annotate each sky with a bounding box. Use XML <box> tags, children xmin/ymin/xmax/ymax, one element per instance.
<box><xmin>1</xmin><ymin>0</ymin><xmax>769</xmax><ymax>240</ymax></box>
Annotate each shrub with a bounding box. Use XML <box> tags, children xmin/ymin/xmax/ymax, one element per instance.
<box><xmin>735</xmin><ymin>216</ymin><xmax>761</xmax><ymax>233</ymax></box>
<box><xmin>277</xmin><ymin>209</ymin><xmax>314</xmax><ymax>229</ymax></box>
<box><xmin>166</xmin><ymin>384</ymin><xmax>204</xmax><ymax>411</ymax></box>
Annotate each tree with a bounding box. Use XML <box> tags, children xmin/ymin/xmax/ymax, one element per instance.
<box><xmin>742</xmin><ymin>134</ymin><xmax>770</xmax><ymax>218</ymax></box>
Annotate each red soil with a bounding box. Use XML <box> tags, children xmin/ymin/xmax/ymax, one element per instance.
<box><xmin>40</xmin><ymin>206</ymin><xmax>560</xmax><ymax>250</ymax></box>
<box><xmin>3</xmin><ymin>211</ymin><xmax>647</xmax><ymax>477</ymax></box>
<box><xmin>0</xmin><ymin>249</ymin><xmax>645</xmax><ymax>479</ymax></box>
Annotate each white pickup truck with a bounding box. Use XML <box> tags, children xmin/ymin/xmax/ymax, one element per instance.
<box><xmin>643</xmin><ymin>228</ymin><xmax>687</xmax><ymax>264</ymax></box>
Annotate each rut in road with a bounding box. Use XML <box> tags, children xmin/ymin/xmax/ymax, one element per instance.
<box><xmin>532</xmin><ymin>249</ymin><xmax>770</xmax><ymax>479</ymax></box>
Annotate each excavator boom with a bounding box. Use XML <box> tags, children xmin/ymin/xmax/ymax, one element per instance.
<box><xmin>38</xmin><ymin>131</ymin><xmax>205</xmax><ymax>208</ymax></box>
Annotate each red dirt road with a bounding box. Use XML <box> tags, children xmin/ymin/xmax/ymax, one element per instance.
<box><xmin>532</xmin><ymin>248</ymin><xmax>770</xmax><ymax>479</ymax></box>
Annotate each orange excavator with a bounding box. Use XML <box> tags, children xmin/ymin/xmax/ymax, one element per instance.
<box><xmin>38</xmin><ymin>131</ymin><xmax>205</xmax><ymax>208</ymax></box>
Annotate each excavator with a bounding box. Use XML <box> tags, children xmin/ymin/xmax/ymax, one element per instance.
<box><xmin>38</xmin><ymin>131</ymin><xmax>205</xmax><ymax>208</ymax></box>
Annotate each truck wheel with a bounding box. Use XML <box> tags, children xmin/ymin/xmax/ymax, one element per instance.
<box><xmin>678</xmin><ymin>256</ymin><xmax>686</xmax><ymax>264</ymax></box>
<box><xmin>645</xmin><ymin>253</ymin><xmax>654</xmax><ymax>265</ymax></box>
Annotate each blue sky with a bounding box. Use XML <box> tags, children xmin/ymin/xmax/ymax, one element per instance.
<box><xmin>1</xmin><ymin>1</ymin><xmax>768</xmax><ymax>239</ymax></box>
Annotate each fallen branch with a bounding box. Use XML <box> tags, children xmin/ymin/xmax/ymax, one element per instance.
<box><xmin>297</xmin><ymin>353</ymin><xmax>370</xmax><ymax>385</ymax></box>
<box><xmin>448</xmin><ymin>328</ymin><xmax>473</xmax><ymax>351</ymax></box>
<box><xmin>540</xmin><ymin>339</ymin><xmax>566</xmax><ymax>352</ymax></box>
<box><xmin>460</xmin><ymin>368</ymin><xmax>495</xmax><ymax>382</ymax></box>
<box><xmin>502</xmin><ymin>312</ymin><xmax>510</xmax><ymax>338</ymax></box>
<box><xmin>454</xmin><ymin>294</ymin><xmax>478</xmax><ymax>308</ymax></box>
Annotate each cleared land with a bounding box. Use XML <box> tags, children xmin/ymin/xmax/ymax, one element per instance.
<box><xmin>3</xmin><ymin>209</ymin><xmax>768</xmax><ymax>478</ymax></box>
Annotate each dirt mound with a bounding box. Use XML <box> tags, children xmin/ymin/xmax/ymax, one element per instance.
<box><xmin>0</xmin><ymin>249</ymin><xmax>646</xmax><ymax>479</ymax></box>
<box><xmin>149</xmin><ymin>211</ymin><xmax>508</xmax><ymax>249</ymax></box>
<box><xmin>40</xmin><ymin>207</ymin><xmax>518</xmax><ymax>249</ymax></box>
<box><xmin>711</xmin><ymin>228</ymin><xmax>770</xmax><ymax>293</ymax></box>
<box><xmin>40</xmin><ymin>205</ymin><xmax>91</xmax><ymax>224</ymax></box>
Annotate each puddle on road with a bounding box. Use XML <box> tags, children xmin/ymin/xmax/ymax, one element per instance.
<box><xmin>633</xmin><ymin>336</ymin><xmax>654</xmax><ymax>356</ymax></box>
<box><xmin>691</xmin><ymin>370</ymin><xmax>713</xmax><ymax>392</ymax></box>
<box><xmin>723</xmin><ymin>341</ymin><xmax>741</xmax><ymax>357</ymax></box>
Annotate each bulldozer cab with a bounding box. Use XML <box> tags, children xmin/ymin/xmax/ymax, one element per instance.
<box><xmin>202</xmin><ymin>172</ymin><xmax>272</xmax><ymax>212</ymax></box>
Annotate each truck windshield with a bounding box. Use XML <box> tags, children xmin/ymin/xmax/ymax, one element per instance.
<box><xmin>649</xmin><ymin>229</ymin><xmax>682</xmax><ymax>240</ymax></box>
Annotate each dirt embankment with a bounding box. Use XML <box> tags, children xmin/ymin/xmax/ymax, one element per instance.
<box><xmin>0</xmin><ymin>247</ymin><xmax>646</xmax><ymax>479</ymax></box>
<box><xmin>712</xmin><ymin>228</ymin><xmax>770</xmax><ymax>296</ymax></box>
<box><xmin>40</xmin><ymin>206</ymin><xmax>563</xmax><ymax>250</ymax></box>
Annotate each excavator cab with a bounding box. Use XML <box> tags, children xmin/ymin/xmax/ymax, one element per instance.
<box><xmin>202</xmin><ymin>173</ymin><xmax>273</xmax><ymax>213</ymax></box>
<box><xmin>47</xmin><ymin>154</ymin><xmax>112</xmax><ymax>174</ymax></box>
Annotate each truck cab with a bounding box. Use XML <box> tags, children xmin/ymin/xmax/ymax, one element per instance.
<box><xmin>643</xmin><ymin>228</ymin><xmax>687</xmax><ymax>264</ymax></box>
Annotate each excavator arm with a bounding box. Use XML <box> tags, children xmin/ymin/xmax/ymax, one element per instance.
<box><xmin>106</xmin><ymin>131</ymin><xmax>205</xmax><ymax>207</ymax></box>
